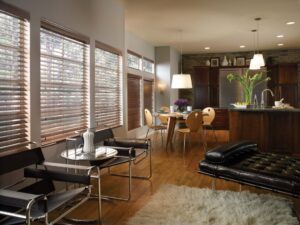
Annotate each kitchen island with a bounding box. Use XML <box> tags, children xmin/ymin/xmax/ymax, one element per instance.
<box><xmin>229</xmin><ymin>107</ymin><xmax>300</xmax><ymax>156</ymax></box>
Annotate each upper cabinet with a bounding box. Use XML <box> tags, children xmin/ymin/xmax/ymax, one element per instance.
<box><xmin>267</xmin><ymin>63</ymin><xmax>299</xmax><ymax>107</ymax></box>
<box><xmin>190</xmin><ymin>66</ymin><xmax>219</xmax><ymax>109</ymax></box>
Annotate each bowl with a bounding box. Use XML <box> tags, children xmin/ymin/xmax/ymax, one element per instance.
<box><xmin>274</xmin><ymin>101</ymin><xmax>283</xmax><ymax>107</ymax></box>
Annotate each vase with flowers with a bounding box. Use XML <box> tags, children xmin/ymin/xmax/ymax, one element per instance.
<box><xmin>227</xmin><ymin>69</ymin><xmax>270</xmax><ymax>106</ymax></box>
<box><xmin>174</xmin><ymin>98</ymin><xmax>188</xmax><ymax>112</ymax></box>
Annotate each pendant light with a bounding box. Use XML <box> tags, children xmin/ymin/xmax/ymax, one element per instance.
<box><xmin>249</xmin><ymin>18</ymin><xmax>265</xmax><ymax>70</ymax></box>
<box><xmin>171</xmin><ymin>30</ymin><xmax>192</xmax><ymax>89</ymax></box>
<box><xmin>249</xmin><ymin>29</ymin><xmax>260</xmax><ymax>70</ymax></box>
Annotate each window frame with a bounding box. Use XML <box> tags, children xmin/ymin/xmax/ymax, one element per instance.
<box><xmin>94</xmin><ymin>40</ymin><xmax>123</xmax><ymax>130</ymax></box>
<box><xmin>40</xmin><ymin>20</ymin><xmax>90</xmax><ymax>145</ymax></box>
<box><xmin>0</xmin><ymin>3</ymin><xmax>30</xmax><ymax>156</ymax></box>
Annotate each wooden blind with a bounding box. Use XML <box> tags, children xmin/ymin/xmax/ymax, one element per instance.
<box><xmin>40</xmin><ymin>23</ymin><xmax>88</xmax><ymax>144</ymax></box>
<box><xmin>0</xmin><ymin>10</ymin><xmax>29</xmax><ymax>152</ymax></box>
<box><xmin>127</xmin><ymin>74</ymin><xmax>141</xmax><ymax>130</ymax></box>
<box><xmin>143</xmin><ymin>79</ymin><xmax>154</xmax><ymax>112</ymax></box>
<box><xmin>143</xmin><ymin>79</ymin><xmax>154</xmax><ymax>125</ymax></box>
<box><xmin>95</xmin><ymin>42</ymin><xmax>123</xmax><ymax>129</ymax></box>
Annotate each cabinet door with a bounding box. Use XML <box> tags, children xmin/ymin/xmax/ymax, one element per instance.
<box><xmin>192</xmin><ymin>67</ymin><xmax>210</xmax><ymax>109</ymax></box>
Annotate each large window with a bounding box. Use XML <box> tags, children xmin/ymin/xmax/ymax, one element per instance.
<box><xmin>0</xmin><ymin>6</ymin><xmax>29</xmax><ymax>153</ymax></box>
<box><xmin>127</xmin><ymin>50</ymin><xmax>141</xmax><ymax>70</ymax></box>
<box><xmin>127</xmin><ymin>74</ymin><xmax>141</xmax><ymax>130</ymax></box>
<box><xmin>40</xmin><ymin>21</ymin><xmax>89</xmax><ymax>144</ymax></box>
<box><xmin>95</xmin><ymin>41</ymin><xmax>123</xmax><ymax>129</ymax></box>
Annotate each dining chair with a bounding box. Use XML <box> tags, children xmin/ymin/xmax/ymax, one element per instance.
<box><xmin>158</xmin><ymin>106</ymin><xmax>170</xmax><ymax>127</ymax></box>
<box><xmin>202</xmin><ymin>107</ymin><xmax>218</xmax><ymax>143</ymax></box>
<box><xmin>176</xmin><ymin>111</ymin><xmax>207</xmax><ymax>153</ymax></box>
<box><xmin>145</xmin><ymin>108</ymin><xmax>167</xmax><ymax>141</ymax></box>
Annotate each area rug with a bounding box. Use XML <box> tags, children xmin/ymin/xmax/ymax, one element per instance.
<box><xmin>127</xmin><ymin>184</ymin><xmax>299</xmax><ymax>225</ymax></box>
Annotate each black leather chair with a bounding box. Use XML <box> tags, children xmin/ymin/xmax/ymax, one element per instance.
<box><xmin>0</xmin><ymin>147</ymin><xmax>95</xmax><ymax>225</ymax></box>
<box><xmin>94</xmin><ymin>128</ymin><xmax>152</xmax><ymax>180</ymax></box>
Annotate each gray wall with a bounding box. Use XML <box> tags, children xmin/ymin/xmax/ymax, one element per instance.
<box><xmin>155</xmin><ymin>46</ymin><xmax>180</xmax><ymax>110</ymax></box>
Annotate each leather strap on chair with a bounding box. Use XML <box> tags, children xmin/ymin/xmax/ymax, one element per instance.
<box><xmin>24</xmin><ymin>168</ymin><xmax>90</xmax><ymax>185</ymax></box>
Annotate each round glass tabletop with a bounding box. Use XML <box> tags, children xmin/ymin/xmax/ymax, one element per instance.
<box><xmin>61</xmin><ymin>146</ymin><xmax>117</xmax><ymax>161</ymax></box>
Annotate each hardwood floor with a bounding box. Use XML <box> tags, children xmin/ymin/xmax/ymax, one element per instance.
<box><xmin>65</xmin><ymin>130</ymin><xmax>299</xmax><ymax>225</ymax></box>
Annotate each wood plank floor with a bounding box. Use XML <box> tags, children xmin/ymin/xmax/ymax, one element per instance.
<box><xmin>65</xmin><ymin>130</ymin><xmax>300</xmax><ymax>225</ymax></box>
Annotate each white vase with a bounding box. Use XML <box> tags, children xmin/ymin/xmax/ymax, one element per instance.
<box><xmin>205</xmin><ymin>60</ymin><xmax>210</xmax><ymax>66</ymax></box>
<box><xmin>221</xmin><ymin>56</ymin><xmax>228</xmax><ymax>66</ymax></box>
<box><xmin>83</xmin><ymin>128</ymin><xmax>95</xmax><ymax>153</ymax></box>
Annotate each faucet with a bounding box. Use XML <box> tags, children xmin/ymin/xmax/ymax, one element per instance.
<box><xmin>261</xmin><ymin>89</ymin><xmax>274</xmax><ymax>107</ymax></box>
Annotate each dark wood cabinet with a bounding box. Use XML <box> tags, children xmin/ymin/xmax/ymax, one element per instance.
<box><xmin>268</xmin><ymin>63</ymin><xmax>298</xmax><ymax>107</ymax></box>
<box><xmin>191</xmin><ymin>66</ymin><xmax>219</xmax><ymax>109</ymax></box>
<box><xmin>229</xmin><ymin>109</ymin><xmax>300</xmax><ymax>156</ymax></box>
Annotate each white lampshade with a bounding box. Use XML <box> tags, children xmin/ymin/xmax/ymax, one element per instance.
<box><xmin>253</xmin><ymin>53</ymin><xmax>265</xmax><ymax>67</ymax></box>
<box><xmin>249</xmin><ymin>54</ymin><xmax>265</xmax><ymax>70</ymax></box>
<box><xmin>171</xmin><ymin>74</ymin><xmax>192</xmax><ymax>89</ymax></box>
<box><xmin>249</xmin><ymin>58</ymin><xmax>261</xmax><ymax>70</ymax></box>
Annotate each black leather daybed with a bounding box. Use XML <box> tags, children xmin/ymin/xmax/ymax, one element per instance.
<box><xmin>199</xmin><ymin>141</ymin><xmax>300</xmax><ymax>196</ymax></box>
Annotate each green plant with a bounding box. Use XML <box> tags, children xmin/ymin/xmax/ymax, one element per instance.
<box><xmin>227</xmin><ymin>70</ymin><xmax>270</xmax><ymax>105</ymax></box>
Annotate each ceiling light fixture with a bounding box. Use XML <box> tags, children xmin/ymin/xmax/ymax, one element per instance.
<box><xmin>249</xmin><ymin>18</ymin><xmax>265</xmax><ymax>70</ymax></box>
<box><xmin>171</xmin><ymin>30</ymin><xmax>192</xmax><ymax>89</ymax></box>
<box><xmin>286</xmin><ymin>21</ymin><xmax>295</xmax><ymax>25</ymax></box>
<box><xmin>204</xmin><ymin>47</ymin><xmax>210</xmax><ymax>50</ymax></box>
<box><xmin>240</xmin><ymin>45</ymin><xmax>246</xmax><ymax>48</ymax></box>
<box><xmin>276</xmin><ymin>35</ymin><xmax>284</xmax><ymax>38</ymax></box>
<box><xmin>277</xmin><ymin>43</ymin><xmax>284</xmax><ymax>46</ymax></box>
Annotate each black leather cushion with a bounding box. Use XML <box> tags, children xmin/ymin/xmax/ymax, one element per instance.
<box><xmin>199</xmin><ymin>141</ymin><xmax>300</xmax><ymax>196</ymax></box>
<box><xmin>205</xmin><ymin>141</ymin><xmax>258</xmax><ymax>164</ymax></box>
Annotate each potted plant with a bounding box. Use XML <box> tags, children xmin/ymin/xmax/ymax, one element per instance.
<box><xmin>227</xmin><ymin>69</ymin><xmax>270</xmax><ymax>106</ymax></box>
<box><xmin>174</xmin><ymin>99</ymin><xmax>188</xmax><ymax>112</ymax></box>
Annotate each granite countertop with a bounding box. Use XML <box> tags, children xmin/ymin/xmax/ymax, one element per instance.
<box><xmin>229</xmin><ymin>107</ymin><xmax>300</xmax><ymax>112</ymax></box>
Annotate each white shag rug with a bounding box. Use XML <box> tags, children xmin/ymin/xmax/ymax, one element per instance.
<box><xmin>127</xmin><ymin>185</ymin><xmax>299</xmax><ymax>225</ymax></box>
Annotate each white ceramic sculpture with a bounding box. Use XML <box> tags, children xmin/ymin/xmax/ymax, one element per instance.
<box><xmin>83</xmin><ymin>128</ymin><xmax>95</xmax><ymax>153</ymax></box>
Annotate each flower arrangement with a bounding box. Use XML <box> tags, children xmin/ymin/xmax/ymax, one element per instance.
<box><xmin>227</xmin><ymin>69</ymin><xmax>270</xmax><ymax>105</ymax></box>
<box><xmin>174</xmin><ymin>98</ymin><xmax>188</xmax><ymax>112</ymax></box>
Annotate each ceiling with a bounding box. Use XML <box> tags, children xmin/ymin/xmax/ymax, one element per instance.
<box><xmin>119</xmin><ymin>0</ymin><xmax>300</xmax><ymax>54</ymax></box>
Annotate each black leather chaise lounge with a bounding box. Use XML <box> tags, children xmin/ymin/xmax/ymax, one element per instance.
<box><xmin>199</xmin><ymin>141</ymin><xmax>300</xmax><ymax>196</ymax></box>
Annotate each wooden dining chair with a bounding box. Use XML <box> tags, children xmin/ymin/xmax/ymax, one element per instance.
<box><xmin>176</xmin><ymin>111</ymin><xmax>207</xmax><ymax>153</ymax></box>
<box><xmin>202</xmin><ymin>107</ymin><xmax>217</xmax><ymax>143</ymax></box>
<box><xmin>158</xmin><ymin>106</ymin><xmax>170</xmax><ymax>126</ymax></box>
<box><xmin>145</xmin><ymin>109</ymin><xmax>167</xmax><ymax>142</ymax></box>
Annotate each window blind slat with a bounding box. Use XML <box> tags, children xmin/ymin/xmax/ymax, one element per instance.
<box><xmin>95</xmin><ymin>45</ymin><xmax>123</xmax><ymax>129</ymax></box>
<box><xmin>40</xmin><ymin>26</ymin><xmax>88</xmax><ymax>144</ymax></box>
<box><xmin>0</xmin><ymin>11</ymin><xmax>29</xmax><ymax>153</ymax></box>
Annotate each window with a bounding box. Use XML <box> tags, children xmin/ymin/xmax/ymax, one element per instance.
<box><xmin>95</xmin><ymin>41</ymin><xmax>123</xmax><ymax>129</ymax></box>
<box><xmin>40</xmin><ymin>21</ymin><xmax>89</xmax><ymax>144</ymax></box>
<box><xmin>127</xmin><ymin>74</ymin><xmax>141</xmax><ymax>130</ymax></box>
<box><xmin>142</xmin><ymin>58</ymin><xmax>154</xmax><ymax>74</ymax></box>
<box><xmin>127</xmin><ymin>50</ymin><xmax>141</xmax><ymax>70</ymax></box>
<box><xmin>0</xmin><ymin>5</ymin><xmax>29</xmax><ymax>153</ymax></box>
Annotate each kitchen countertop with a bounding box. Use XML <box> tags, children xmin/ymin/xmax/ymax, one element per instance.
<box><xmin>229</xmin><ymin>107</ymin><xmax>300</xmax><ymax>112</ymax></box>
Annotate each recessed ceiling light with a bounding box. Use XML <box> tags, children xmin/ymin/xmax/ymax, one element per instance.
<box><xmin>276</xmin><ymin>35</ymin><xmax>284</xmax><ymax>38</ymax></box>
<box><xmin>204</xmin><ymin>47</ymin><xmax>210</xmax><ymax>50</ymax></box>
<box><xmin>277</xmin><ymin>43</ymin><xmax>284</xmax><ymax>46</ymax></box>
<box><xmin>240</xmin><ymin>45</ymin><xmax>246</xmax><ymax>48</ymax></box>
<box><xmin>286</xmin><ymin>21</ymin><xmax>295</xmax><ymax>25</ymax></box>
